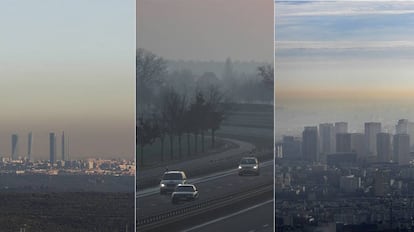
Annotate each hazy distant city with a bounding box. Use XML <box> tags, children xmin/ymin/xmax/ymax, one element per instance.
<box><xmin>276</xmin><ymin>118</ymin><xmax>414</xmax><ymax>231</ymax></box>
<box><xmin>275</xmin><ymin>1</ymin><xmax>414</xmax><ymax>230</ymax></box>
<box><xmin>1</xmin><ymin>131</ymin><xmax>134</xmax><ymax>177</ymax></box>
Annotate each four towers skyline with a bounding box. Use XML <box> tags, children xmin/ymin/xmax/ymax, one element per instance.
<box><xmin>8</xmin><ymin>131</ymin><xmax>68</xmax><ymax>162</ymax></box>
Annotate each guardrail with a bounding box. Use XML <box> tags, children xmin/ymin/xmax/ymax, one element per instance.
<box><xmin>137</xmin><ymin>182</ymin><xmax>273</xmax><ymax>232</ymax></box>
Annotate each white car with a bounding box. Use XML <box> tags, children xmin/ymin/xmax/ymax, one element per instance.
<box><xmin>171</xmin><ymin>184</ymin><xmax>199</xmax><ymax>204</ymax></box>
<box><xmin>160</xmin><ymin>171</ymin><xmax>187</xmax><ymax>194</ymax></box>
<box><xmin>238</xmin><ymin>157</ymin><xmax>260</xmax><ymax>176</ymax></box>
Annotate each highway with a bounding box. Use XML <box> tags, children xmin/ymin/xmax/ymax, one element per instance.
<box><xmin>181</xmin><ymin>200</ymin><xmax>274</xmax><ymax>232</ymax></box>
<box><xmin>137</xmin><ymin>160</ymin><xmax>273</xmax><ymax>221</ymax></box>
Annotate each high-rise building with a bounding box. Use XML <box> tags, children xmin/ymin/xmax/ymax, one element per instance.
<box><xmin>377</xmin><ymin>132</ymin><xmax>391</xmax><ymax>162</ymax></box>
<box><xmin>393</xmin><ymin>134</ymin><xmax>410</xmax><ymax>165</ymax></box>
<box><xmin>319</xmin><ymin>123</ymin><xmax>335</xmax><ymax>154</ymax></box>
<box><xmin>396</xmin><ymin>119</ymin><xmax>414</xmax><ymax>150</ymax></box>
<box><xmin>11</xmin><ymin>134</ymin><xmax>18</xmax><ymax>160</ymax></box>
<box><xmin>396</xmin><ymin>119</ymin><xmax>410</xmax><ymax>134</ymax></box>
<box><xmin>302</xmin><ymin>126</ymin><xmax>318</xmax><ymax>162</ymax></box>
<box><xmin>282</xmin><ymin>136</ymin><xmax>302</xmax><ymax>160</ymax></box>
<box><xmin>335</xmin><ymin>122</ymin><xmax>348</xmax><ymax>134</ymax></box>
<box><xmin>62</xmin><ymin>131</ymin><xmax>65</xmax><ymax>161</ymax></box>
<box><xmin>336</xmin><ymin>133</ymin><xmax>352</xmax><ymax>153</ymax></box>
<box><xmin>28</xmin><ymin>132</ymin><xmax>33</xmax><ymax>161</ymax></box>
<box><xmin>365</xmin><ymin>122</ymin><xmax>381</xmax><ymax>157</ymax></box>
<box><xmin>49</xmin><ymin>132</ymin><xmax>56</xmax><ymax>164</ymax></box>
<box><xmin>351</xmin><ymin>133</ymin><xmax>365</xmax><ymax>159</ymax></box>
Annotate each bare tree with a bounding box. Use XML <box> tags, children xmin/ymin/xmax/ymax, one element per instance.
<box><xmin>188</xmin><ymin>91</ymin><xmax>206</xmax><ymax>154</ymax></box>
<box><xmin>137</xmin><ymin>117</ymin><xmax>160</xmax><ymax>166</ymax></box>
<box><xmin>257</xmin><ymin>65</ymin><xmax>274</xmax><ymax>89</ymax></box>
<box><xmin>136</xmin><ymin>48</ymin><xmax>167</xmax><ymax>114</ymax></box>
<box><xmin>204</xmin><ymin>86</ymin><xmax>226</xmax><ymax>148</ymax></box>
<box><xmin>136</xmin><ymin>48</ymin><xmax>167</xmax><ymax>85</ymax></box>
<box><xmin>160</xmin><ymin>88</ymin><xmax>186</xmax><ymax>160</ymax></box>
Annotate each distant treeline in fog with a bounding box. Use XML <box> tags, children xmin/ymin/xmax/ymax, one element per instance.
<box><xmin>167</xmin><ymin>59</ymin><xmax>269</xmax><ymax>77</ymax></box>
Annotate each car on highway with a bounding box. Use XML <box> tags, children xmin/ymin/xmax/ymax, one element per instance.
<box><xmin>160</xmin><ymin>171</ymin><xmax>187</xmax><ymax>194</ymax></box>
<box><xmin>171</xmin><ymin>184</ymin><xmax>199</xmax><ymax>204</ymax></box>
<box><xmin>238</xmin><ymin>157</ymin><xmax>260</xmax><ymax>176</ymax></box>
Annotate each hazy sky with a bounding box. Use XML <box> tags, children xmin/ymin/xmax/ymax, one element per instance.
<box><xmin>137</xmin><ymin>0</ymin><xmax>273</xmax><ymax>62</ymax></box>
<box><xmin>275</xmin><ymin>0</ymin><xmax>414</xmax><ymax>137</ymax></box>
<box><xmin>0</xmin><ymin>1</ymin><xmax>135</xmax><ymax>160</ymax></box>
<box><xmin>275</xmin><ymin>0</ymin><xmax>414</xmax><ymax>103</ymax></box>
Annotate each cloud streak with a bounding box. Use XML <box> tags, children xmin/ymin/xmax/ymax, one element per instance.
<box><xmin>280</xmin><ymin>10</ymin><xmax>414</xmax><ymax>17</ymax></box>
<box><xmin>276</xmin><ymin>1</ymin><xmax>414</xmax><ymax>18</ymax></box>
<box><xmin>276</xmin><ymin>40</ymin><xmax>414</xmax><ymax>50</ymax></box>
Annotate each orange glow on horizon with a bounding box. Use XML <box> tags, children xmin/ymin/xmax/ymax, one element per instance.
<box><xmin>276</xmin><ymin>87</ymin><xmax>414</xmax><ymax>101</ymax></box>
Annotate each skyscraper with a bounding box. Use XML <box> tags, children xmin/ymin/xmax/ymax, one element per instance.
<box><xmin>282</xmin><ymin>136</ymin><xmax>302</xmax><ymax>160</ymax></box>
<box><xmin>377</xmin><ymin>132</ymin><xmax>391</xmax><ymax>162</ymax></box>
<box><xmin>336</xmin><ymin>133</ymin><xmax>352</xmax><ymax>153</ymax></box>
<box><xmin>393</xmin><ymin>134</ymin><xmax>410</xmax><ymax>165</ymax></box>
<box><xmin>335</xmin><ymin>122</ymin><xmax>348</xmax><ymax>134</ymax></box>
<box><xmin>49</xmin><ymin>132</ymin><xmax>56</xmax><ymax>164</ymax></box>
<box><xmin>11</xmin><ymin>134</ymin><xmax>18</xmax><ymax>160</ymax></box>
<box><xmin>302</xmin><ymin>126</ymin><xmax>318</xmax><ymax>162</ymax></box>
<box><xmin>396</xmin><ymin>119</ymin><xmax>414</xmax><ymax>150</ymax></box>
<box><xmin>365</xmin><ymin>122</ymin><xmax>381</xmax><ymax>157</ymax></box>
<box><xmin>319</xmin><ymin>123</ymin><xmax>335</xmax><ymax>154</ymax></box>
<box><xmin>396</xmin><ymin>119</ymin><xmax>410</xmax><ymax>134</ymax></box>
<box><xmin>62</xmin><ymin>131</ymin><xmax>65</xmax><ymax>161</ymax></box>
<box><xmin>351</xmin><ymin>133</ymin><xmax>365</xmax><ymax>159</ymax></box>
<box><xmin>28</xmin><ymin>132</ymin><xmax>33</xmax><ymax>161</ymax></box>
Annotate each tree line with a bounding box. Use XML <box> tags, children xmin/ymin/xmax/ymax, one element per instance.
<box><xmin>136</xmin><ymin>48</ymin><xmax>273</xmax><ymax>166</ymax></box>
<box><xmin>137</xmin><ymin>87</ymin><xmax>226</xmax><ymax>165</ymax></box>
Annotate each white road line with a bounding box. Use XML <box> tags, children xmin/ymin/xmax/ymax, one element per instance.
<box><xmin>181</xmin><ymin>200</ymin><xmax>273</xmax><ymax>232</ymax></box>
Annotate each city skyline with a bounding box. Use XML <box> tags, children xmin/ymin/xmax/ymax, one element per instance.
<box><xmin>280</xmin><ymin>118</ymin><xmax>414</xmax><ymax>165</ymax></box>
<box><xmin>0</xmin><ymin>1</ymin><xmax>135</xmax><ymax>159</ymax></box>
<box><xmin>1</xmin><ymin>130</ymin><xmax>131</xmax><ymax>161</ymax></box>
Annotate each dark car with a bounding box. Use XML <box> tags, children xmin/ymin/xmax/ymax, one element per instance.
<box><xmin>238</xmin><ymin>157</ymin><xmax>260</xmax><ymax>176</ymax></box>
<box><xmin>160</xmin><ymin>171</ymin><xmax>187</xmax><ymax>194</ymax></box>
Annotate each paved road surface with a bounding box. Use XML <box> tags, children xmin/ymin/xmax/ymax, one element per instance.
<box><xmin>137</xmin><ymin>137</ymin><xmax>256</xmax><ymax>189</ymax></box>
<box><xmin>137</xmin><ymin>161</ymin><xmax>273</xmax><ymax>219</ymax></box>
<box><xmin>182</xmin><ymin>200</ymin><xmax>274</xmax><ymax>232</ymax></box>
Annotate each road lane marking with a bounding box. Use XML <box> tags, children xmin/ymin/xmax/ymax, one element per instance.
<box><xmin>181</xmin><ymin>200</ymin><xmax>273</xmax><ymax>232</ymax></box>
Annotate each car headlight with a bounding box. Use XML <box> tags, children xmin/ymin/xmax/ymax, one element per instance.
<box><xmin>253</xmin><ymin>165</ymin><xmax>258</xmax><ymax>169</ymax></box>
<box><xmin>160</xmin><ymin>183</ymin><xmax>165</xmax><ymax>187</ymax></box>
<box><xmin>238</xmin><ymin>165</ymin><xmax>242</xmax><ymax>169</ymax></box>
